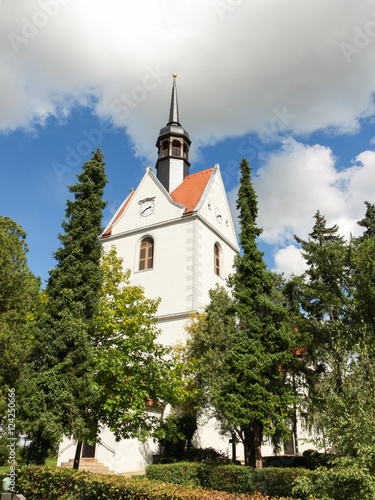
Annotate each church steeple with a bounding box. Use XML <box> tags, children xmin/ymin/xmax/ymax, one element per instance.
<box><xmin>156</xmin><ymin>74</ymin><xmax>191</xmax><ymax>193</ymax></box>
<box><xmin>168</xmin><ymin>74</ymin><xmax>180</xmax><ymax>125</ymax></box>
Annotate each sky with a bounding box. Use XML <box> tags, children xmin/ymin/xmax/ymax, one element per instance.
<box><xmin>1</xmin><ymin>0</ymin><xmax>375</xmax><ymax>287</ymax></box>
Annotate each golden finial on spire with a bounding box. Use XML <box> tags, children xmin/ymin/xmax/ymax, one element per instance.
<box><xmin>173</xmin><ymin>72</ymin><xmax>177</xmax><ymax>78</ymax></box>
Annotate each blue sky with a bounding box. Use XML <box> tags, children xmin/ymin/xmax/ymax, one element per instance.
<box><xmin>1</xmin><ymin>0</ymin><xmax>375</xmax><ymax>286</ymax></box>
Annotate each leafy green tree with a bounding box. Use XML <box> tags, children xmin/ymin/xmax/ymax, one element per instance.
<box><xmin>93</xmin><ymin>246</ymin><xmax>183</xmax><ymax>442</ymax></box>
<box><xmin>213</xmin><ymin>158</ymin><xmax>296</xmax><ymax>468</ymax></box>
<box><xmin>185</xmin><ymin>285</ymin><xmax>236</xmax><ymax>414</ymax></box>
<box><xmin>291</xmin><ymin>207</ymin><xmax>375</xmax><ymax>473</ymax></box>
<box><xmin>0</xmin><ymin>217</ymin><xmax>39</xmax><ymax>426</ymax></box>
<box><xmin>316</xmin><ymin>339</ymin><xmax>375</xmax><ymax>472</ymax></box>
<box><xmin>23</xmin><ymin>149</ymin><xmax>107</xmax><ymax>466</ymax></box>
<box><xmin>290</xmin><ymin>211</ymin><xmax>354</xmax><ymax>447</ymax></box>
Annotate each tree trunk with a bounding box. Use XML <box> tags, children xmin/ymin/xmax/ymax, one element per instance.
<box><xmin>292</xmin><ymin>375</ymin><xmax>299</xmax><ymax>455</ymax></box>
<box><xmin>254</xmin><ymin>419</ymin><xmax>263</xmax><ymax>469</ymax></box>
<box><xmin>73</xmin><ymin>440</ymin><xmax>82</xmax><ymax>470</ymax></box>
<box><xmin>243</xmin><ymin>426</ymin><xmax>255</xmax><ymax>467</ymax></box>
<box><xmin>231</xmin><ymin>433</ymin><xmax>236</xmax><ymax>463</ymax></box>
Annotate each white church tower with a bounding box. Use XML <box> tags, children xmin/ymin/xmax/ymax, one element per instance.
<box><xmin>58</xmin><ymin>75</ymin><xmax>240</xmax><ymax>474</ymax></box>
<box><xmin>101</xmin><ymin>75</ymin><xmax>239</xmax><ymax>348</ymax></box>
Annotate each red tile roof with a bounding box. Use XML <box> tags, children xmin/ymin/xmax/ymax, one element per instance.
<box><xmin>101</xmin><ymin>190</ymin><xmax>135</xmax><ymax>238</ymax></box>
<box><xmin>170</xmin><ymin>168</ymin><xmax>214</xmax><ymax>214</ymax></box>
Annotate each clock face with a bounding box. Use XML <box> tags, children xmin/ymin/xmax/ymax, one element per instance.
<box><xmin>140</xmin><ymin>200</ymin><xmax>154</xmax><ymax>217</ymax></box>
<box><xmin>215</xmin><ymin>207</ymin><xmax>222</xmax><ymax>224</ymax></box>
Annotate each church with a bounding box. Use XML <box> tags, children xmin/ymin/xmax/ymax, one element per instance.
<box><xmin>58</xmin><ymin>76</ymin><xmax>309</xmax><ymax>474</ymax></box>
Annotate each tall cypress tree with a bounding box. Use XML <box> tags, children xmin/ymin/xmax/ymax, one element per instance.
<box><xmin>24</xmin><ymin>149</ymin><xmax>107</xmax><ymax>466</ymax></box>
<box><xmin>216</xmin><ymin>158</ymin><xmax>295</xmax><ymax>468</ymax></box>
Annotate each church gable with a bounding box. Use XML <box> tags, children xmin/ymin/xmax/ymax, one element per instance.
<box><xmin>102</xmin><ymin>167</ymin><xmax>186</xmax><ymax>238</ymax></box>
<box><xmin>193</xmin><ymin>164</ymin><xmax>239</xmax><ymax>250</ymax></box>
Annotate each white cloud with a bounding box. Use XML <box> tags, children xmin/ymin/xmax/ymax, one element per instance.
<box><xmin>227</xmin><ymin>140</ymin><xmax>375</xmax><ymax>276</ymax></box>
<box><xmin>254</xmin><ymin>140</ymin><xmax>375</xmax><ymax>246</ymax></box>
<box><xmin>273</xmin><ymin>245</ymin><xmax>307</xmax><ymax>279</ymax></box>
<box><xmin>2</xmin><ymin>0</ymin><xmax>375</xmax><ymax>158</ymax></box>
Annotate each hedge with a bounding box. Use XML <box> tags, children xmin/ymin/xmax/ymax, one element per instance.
<box><xmin>15</xmin><ymin>465</ymin><xmax>298</xmax><ymax>500</ymax></box>
<box><xmin>146</xmin><ymin>463</ymin><xmax>312</xmax><ymax>497</ymax></box>
<box><xmin>292</xmin><ymin>466</ymin><xmax>375</xmax><ymax>500</ymax></box>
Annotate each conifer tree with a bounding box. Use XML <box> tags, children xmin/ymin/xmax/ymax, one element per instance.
<box><xmin>293</xmin><ymin>211</ymin><xmax>351</xmax><ymax>396</ymax></box>
<box><xmin>215</xmin><ymin>158</ymin><xmax>295</xmax><ymax>468</ymax></box>
<box><xmin>358</xmin><ymin>201</ymin><xmax>375</xmax><ymax>240</ymax></box>
<box><xmin>354</xmin><ymin>209</ymin><xmax>375</xmax><ymax>335</ymax></box>
<box><xmin>23</xmin><ymin>149</ymin><xmax>107</xmax><ymax>466</ymax></box>
<box><xmin>293</xmin><ymin>208</ymin><xmax>375</xmax><ymax>470</ymax></box>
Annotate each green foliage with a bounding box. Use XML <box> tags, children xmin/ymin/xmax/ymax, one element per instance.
<box><xmin>185</xmin><ymin>285</ymin><xmax>236</xmax><ymax>413</ymax></box>
<box><xmin>0</xmin><ymin>436</ymin><xmax>10</xmax><ymax>466</ymax></box>
<box><xmin>313</xmin><ymin>342</ymin><xmax>375</xmax><ymax>471</ymax></box>
<box><xmin>93</xmin><ymin>246</ymin><xmax>183</xmax><ymax>441</ymax></box>
<box><xmin>22</xmin><ymin>149</ymin><xmax>107</xmax><ymax>458</ymax></box>
<box><xmin>291</xmin><ymin>207</ymin><xmax>375</xmax><ymax>475</ymax></box>
<box><xmin>185</xmin><ymin>160</ymin><xmax>298</xmax><ymax>468</ymax></box>
<box><xmin>158</xmin><ymin>411</ymin><xmax>197</xmax><ymax>459</ymax></box>
<box><xmin>16</xmin><ymin>465</ymin><xmax>295</xmax><ymax>500</ymax></box>
<box><xmin>292</xmin><ymin>465</ymin><xmax>375</xmax><ymax>500</ymax></box>
<box><xmin>0</xmin><ymin>216</ymin><xmax>39</xmax><ymax>424</ymax></box>
<box><xmin>216</xmin><ymin>158</ymin><xmax>297</xmax><ymax>466</ymax></box>
<box><xmin>146</xmin><ymin>462</ymin><xmax>311</xmax><ymax>497</ymax></box>
<box><xmin>184</xmin><ymin>447</ymin><xmax>228</xmax><ymax>463</ymax></box>
<box><xmin>357</xmin><ymin>201</ymin><xmax>375</xmax><ymax>240</ymax></box>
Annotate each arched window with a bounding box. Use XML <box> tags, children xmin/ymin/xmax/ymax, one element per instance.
<box><xmin>172</xmin><ymin>140</ymin><xmax>181</xmax><ymax>157</ymax></box>
<box><xmin>139</xmin><ymin>237</ymin><xmax>154</xmax><ymax>271</ymax></box>
<box><xmin>214</xmin><ymin>243</ymin><xmax>221</xmax><ymax>276</ymax></box>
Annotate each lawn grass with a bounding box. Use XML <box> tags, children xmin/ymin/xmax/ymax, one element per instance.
<box><xmin>0</xmin><ymin>457</ymin><xmax>57</xmax><ymax>475</ymax></box>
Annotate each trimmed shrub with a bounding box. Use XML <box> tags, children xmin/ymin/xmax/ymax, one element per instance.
<box><xmin>15</xmin><ymin>465</ymin><xmax>297</xmax><ymax>500</ymax></box>
<box><xmin>206</xmin><ymin>465</ymin><xmax>257</xmax><ymax>493</ymax></box>
<box><xmin>253</xmin><ymin>468</ymin><xmax>312</xmax><ymax>497</ymax></box>
<box><xmin>292</xmin><ymin>466</ymin><xmax>375</xmax><ymax>500</ymax></box>
<box><xmin>146</xmin><ymin>462</ymin><xmax>312</xmax><ymax>496</ymax></box>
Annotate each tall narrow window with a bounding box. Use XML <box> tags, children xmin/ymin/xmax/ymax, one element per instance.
<box><xmin>214</xmin><ymin>243</ymin><xmax>220</xmax><ymax>276</ymax></box>
<box><xmin>139</xmin><ymin>237</ymin><xmax>154</xmax><ymax>271</ymax></box>
<box><xmin>161</xmin><ymin>141</ymin><xmax>169</xmax><ymax>158</ymax></box>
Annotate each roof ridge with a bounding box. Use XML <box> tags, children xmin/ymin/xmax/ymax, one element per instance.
<box><xmin>184</xmin><ymin>167</ymin><xmax>214</xmax><ymax>179</ymax></box>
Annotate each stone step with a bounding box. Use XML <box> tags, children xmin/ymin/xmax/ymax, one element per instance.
<box><xmin>60</xmin><ymin>458</ymin><xmax>114</xmax><ymax>475</ymax></box>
